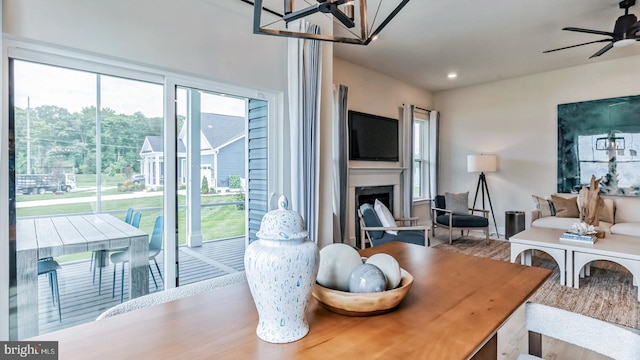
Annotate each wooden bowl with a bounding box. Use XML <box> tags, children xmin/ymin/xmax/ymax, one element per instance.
<box><xmin>311</xmin><ymin>269</ymin><xmax>413</xmax><ymax>316</ymax></box>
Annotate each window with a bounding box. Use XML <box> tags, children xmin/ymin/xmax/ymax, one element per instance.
<box><xmin>413</xmin><ymin>118</ymin><xmax>429</xmax><ymax>200</ymax></box>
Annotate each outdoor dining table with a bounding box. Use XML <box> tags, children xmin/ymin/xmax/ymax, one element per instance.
<box><xmin>16</xmin><ymin>213</ymin><xmax>149</xmax><ymax>339</ymax></box>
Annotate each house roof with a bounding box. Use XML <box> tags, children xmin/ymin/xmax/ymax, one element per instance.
<box><xmin>142</xmin><ymin>136</ymin><xmax>164</xmax><ymax>153</ymax></box>
<box><xmin>141</xmin><ymin>113</ymin><xmax>245</xmax><ymax>156</ymax></box>
<box><xmin>200</xmin><ymin>113</ymin><xmax>245</xmax><ymax>150</ymax></box>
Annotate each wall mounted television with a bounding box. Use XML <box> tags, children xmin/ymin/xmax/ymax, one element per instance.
<box><xmin>348</xmin><ymin>110</ymin><xmax>399</xmax><ymax>162</ymax></box>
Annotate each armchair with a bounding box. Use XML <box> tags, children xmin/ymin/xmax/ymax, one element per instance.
<box><xmin>357</xmin><ymin>203</ymin><xmax>428</xmax><ymax>249</ymax></box>
<box><xmin>519</xmin><ymin>302</ymin><xmax>640</xmax><ymax>360</ymax></box>
<box><xmin>431</xmin><ymin>195</ymin><xmax>489</xmax><ymax>244</ymax></box>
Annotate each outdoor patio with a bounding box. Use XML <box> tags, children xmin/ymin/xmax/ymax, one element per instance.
<box><xmin>37</xmin><ymin>236</ymin><xmax>245</xmax><ymax>335</ymax></box>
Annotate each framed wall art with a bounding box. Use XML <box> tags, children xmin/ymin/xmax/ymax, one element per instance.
<box><xmin>558</xmin><ymin>94</ymin><xmax>640</xmax><ymax>196</ymax></box>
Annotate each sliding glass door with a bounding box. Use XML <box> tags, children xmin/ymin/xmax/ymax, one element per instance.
<box><xmin>6</xmin><ymin>48</ymin><xmax>279</xmax><ymax>340</ymax></box>
<box><xmin>9</xmin><ymin>59</ymin><xmax>164</xmax><ymax>338</ymax></box>
<box><xmin>174</xmin><ymin>86</ymin><xmax>248</xmax><ymax>285</ymax></box>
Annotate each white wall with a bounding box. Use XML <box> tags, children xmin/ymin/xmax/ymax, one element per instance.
<box><xmin>3</xmin><ymin>0</ymin><xmax>287</xmax><ymax>92</ymax></box>
<box><xmin>333</xmin><ymin>58</ymin><xmax>433</xmax><ymax>119</ymax></box>
<box><xmin>433</xmin><ymin>54</ymin><xmax>640</xmax><ymax>236</ymax></box>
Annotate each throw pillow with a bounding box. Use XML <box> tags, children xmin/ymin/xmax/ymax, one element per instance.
<box><xmin>550</xmin><ymin>195</ymin><xmax>579</xmax><ymax>218</ymax></box>
<box><xmin>599</xmin><ymin>198</ymin><xmax>614</xmax><ymax>224</ymax></box>
<box><xmin>531</xmin><ymin>195</ymin><xmax>555</xmax><ymax>217</ymax></box>
<box><xmin>374</xmin><ymin>199</ymin><xmax>398</xmax><ymax>235</ymax></box>
<box><xmin>445</xmin><ymin>192</ymin><xmax>470</xmax><ymax>215</ymax></box>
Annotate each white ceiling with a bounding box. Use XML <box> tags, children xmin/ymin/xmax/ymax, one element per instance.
<box><xmin>332</xmin><ymin>0</ymin><xmax>640</xmax><ymax>92</ymax></box>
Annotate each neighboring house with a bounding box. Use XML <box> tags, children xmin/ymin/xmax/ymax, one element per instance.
<box><xmin>139</xmin><ymin>113</ymin><xmax>246</xmax><ymax>190</ymax></box>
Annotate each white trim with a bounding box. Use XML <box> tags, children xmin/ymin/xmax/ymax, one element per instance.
<box><xmin>163</xmin><ymin>77</ymin><xmax>178</xmax><ymax>289</ymax></box>
<box><xmin>0</xmin><ymin>0</ymin><xmax>9</xmax><ymax>341</ymax></box>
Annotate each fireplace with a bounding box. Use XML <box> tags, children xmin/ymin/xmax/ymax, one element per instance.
<box><xmin>354</xmin><ymin>185</ymin><xmax>394</xmax><ymax>247</ymax></box>
<box><xmin>347</xmin><ymin>167</ymin><xmax>403</xmax><ymax>246</ymax></box>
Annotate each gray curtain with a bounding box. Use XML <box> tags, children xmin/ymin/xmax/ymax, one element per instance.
<box><xmin>428</xmin><ymin>110</ymin><xmax>440</xmax><ymax>199</ymax></box>
<box><xmin>332</xmin><ymin>84</ymin><xmax>348</xmax><ymax>243</ymax></box>
<box><xmin>288</xmin><ymin>20</ymin><xmax>322</xmax><ymax>242</ymax></box>
<box><xmin>401</xmin><ymin>104</ymin><xmax>415</xmax><ymax>218</ymax></box>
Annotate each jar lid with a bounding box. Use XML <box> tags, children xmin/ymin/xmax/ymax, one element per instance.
<box><xmin>256</xmin><ymin>195</ymin><xmax>308</xmax><ymax>240</ymax></box>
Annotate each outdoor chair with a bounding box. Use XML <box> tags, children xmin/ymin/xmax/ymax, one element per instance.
<box><xmin>431</xmin><ymin>195</ymin><xmax>489</xmax><ymax>244</ymax></box>
<box><xmin>92</xmin><ymin>208</ymin><xmax>137</xmax><ymax>295</ymax></box>
<box><xmin>357</xmin><ymin>202</ymin><xmax>428</xmax><ymax>249</ymax></box>
<box><xmin>519</xmin><ymin>302</ymin><xmax>640</xmax><ymax>360</ymax></box>
<box><xmin>38</xmin><ymin>257</ymin><xmax>62</xmax><ymax>322</ymax></box>
<box><xmin>111</xmin><ymin>215</ymin><xmax>164</xmax><ymax>303</ymax></box>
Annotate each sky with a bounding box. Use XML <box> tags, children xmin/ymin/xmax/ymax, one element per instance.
<box><xmin>13</xmin><ymin>60</ymin><xmax>246</xmax><ymax>118</ymax></box>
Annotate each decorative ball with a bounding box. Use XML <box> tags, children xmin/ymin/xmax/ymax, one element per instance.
<box><xmin>317</xmin><ymin>244</ymin><xmax>363</xmax><ymax>291</ymax></box>
<box><xmin>365</xmin><ymin>253</ymin><xmax>401</xmax><ymax>290</ymax></box>
<box><xmin>348</xmin><ymin>264</ymin><xmax>387</xmax><ymax>293</ymax></box>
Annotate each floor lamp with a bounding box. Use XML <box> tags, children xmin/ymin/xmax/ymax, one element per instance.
<box><xmin>467</xmin><ymin>154</ymin><xmax>499</xmax><ymax>238</ymax></box>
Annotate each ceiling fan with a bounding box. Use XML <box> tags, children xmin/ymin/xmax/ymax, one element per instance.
<box><xmin>544</xmin><ymin>0</ymin><xmax>640</xmax><ymax>58</ymax></box>
<box><xmin>282</xmin><ymin>0</ymin><xmax>356</xmax><ymax>29</ymax></box>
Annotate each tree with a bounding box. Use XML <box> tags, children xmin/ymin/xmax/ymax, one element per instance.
<box><xmin>201</xmin><ymin>176</ymin><xmax>209</xmax><ymax>194</ymax></box>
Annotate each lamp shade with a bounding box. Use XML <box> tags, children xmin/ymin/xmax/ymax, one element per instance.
<box><xmin>467</xmin><ymin>155</ymin><xmax>497</xmax><ymax>173</ymax></box>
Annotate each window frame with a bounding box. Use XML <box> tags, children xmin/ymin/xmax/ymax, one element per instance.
<box><xmin>413</xmin><ymin>118</ymin><xmax>429</xmax><ymax>201</ymax></box>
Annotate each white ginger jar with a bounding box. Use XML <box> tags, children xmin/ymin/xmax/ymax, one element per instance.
<box><xmin>244</xmin><ymin>195</ymin><xmax>319</xmax><ymax>343</ymax></box>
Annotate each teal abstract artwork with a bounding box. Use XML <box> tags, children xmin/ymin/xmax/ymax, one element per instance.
<box><xmin>558</xmin><ymin>95</ymin><xmax>640</xmax><ymax>196</ymax></box>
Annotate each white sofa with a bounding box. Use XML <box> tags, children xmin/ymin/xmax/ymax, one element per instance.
<box><xmin>528</xmin><ymin>195</ymin><xmax>640</xmax><ymax>237</ymax></box>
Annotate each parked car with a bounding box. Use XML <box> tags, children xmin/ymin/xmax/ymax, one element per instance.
<box><xmin>130</xmin><ymin>174</ymin><xmax>145</xmax><ymax>185</ymax></box>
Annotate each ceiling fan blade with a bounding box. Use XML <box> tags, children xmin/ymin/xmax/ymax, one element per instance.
<box><xmin>543</xmin><ymin>39</ymin><xmax>612</xmax><ymax>53</ymax></box>
<box><xmin>563</xmin><ymin>27</ymin><xmax>615</xmax><ymax>37</ymax></box>
<box><xmin>283</xmin><ymin>3</ymin><xmax>320</xmax><ymax>23</ymax></box>
<box><xmin>629</xmin><ymin>22</ymin><xmax>640</xmax><ymax>37</ymax></box>
<box><xmin>589</xmin><ymin>42</ymin><xmax>614</xmax><ymax>58</ymax></box>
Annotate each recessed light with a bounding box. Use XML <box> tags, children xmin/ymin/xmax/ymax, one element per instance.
<box><xmin>447</xmin><ymin>73</ymin><xmax>457</xmax><ymax>79</ymax></box>
<box><xmin>371</xmin><ymin>35</ymin><xmax>379</xmax><ymax>41</ymax></box>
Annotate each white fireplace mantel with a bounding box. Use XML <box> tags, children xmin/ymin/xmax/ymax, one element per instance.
<box><xmin>349</xmin><ymin>167</ymin><xmax>404</xmax><ymax>187</ymax></box>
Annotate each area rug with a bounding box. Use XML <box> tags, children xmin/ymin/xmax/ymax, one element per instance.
<box><xmin>433</xmin><ymin>238</ymin><xmax>640</xmax><ymax>329</ymax></box>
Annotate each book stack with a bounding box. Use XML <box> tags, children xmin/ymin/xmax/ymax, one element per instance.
<box><xmin>560</xmin><ymin>232</ymin><xmax>597</xmax><ymax>244</ymax></box>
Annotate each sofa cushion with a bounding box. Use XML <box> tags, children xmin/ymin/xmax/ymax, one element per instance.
<box><xmin>550</xmin><ymin>195</ymin><xmax>579</xmax><ymax>218</ymax></box>
<box><xmin>599</xmin><ymin>198</ymin><xmax>614</xmax><ymax>224</ymax></box>
<box><xmin>612</xmin><ymin>197</ymin><xmax>640</xmax><ymax>224</ymax></box>
<box><xmin>532</xmin><ymin>217</ymin><xmax>612</xmax><ymax>234</ymax></box>
<box><xmin>532</xmin><ymin>195</ymin><xmax>555</xmax><ymax>217</ymax></box>
<box><xmin>610</xmin><ymin>223</ymin><xmax>640</xmax><ymax>237</ymax></box>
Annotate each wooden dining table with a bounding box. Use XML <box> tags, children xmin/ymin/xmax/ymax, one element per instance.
<box><xmin>32</xmin><ymin>241</ymin><xmax>551</xmax><ymax>359</ymax></box>
<box><xmin>17</xmin><ymin>213</ymin><xmax>149</xmax><ymax>339</ymax></box>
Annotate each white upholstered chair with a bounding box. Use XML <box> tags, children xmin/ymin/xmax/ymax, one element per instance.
<box><xmin>519</xmin><ymin>302</ymin><xmax>640</xmax><ymax>360</ymax></box>
<box><xmin>96</xmin><ymin>271</ymin><xmax>246</xmax><ymax>320</ymax></box>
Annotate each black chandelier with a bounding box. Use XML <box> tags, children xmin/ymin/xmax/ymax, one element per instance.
<box><xmin>252</xmin><ymin>0</ymin><xmax>410</xmax><ymax>45</ymax></box>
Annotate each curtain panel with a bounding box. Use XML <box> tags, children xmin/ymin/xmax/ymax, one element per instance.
<box><xmin>288</xmin><ymin>20</ymin><xmax>322</xmax><ymax>242</ymax></box>
<box><xmin>428</xmin><ymin>110</ymin><xmax>440</xmax><ymax>199</ymax></box>
<box><xmin>401</xmin><ymin>104</ymin><xmax>415</xmax><ymax>218</ymax></box>
<box><xmin>332</xmin><ymin>84</ymin><xmax>348</xmax><ymax>243</ymax></box>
